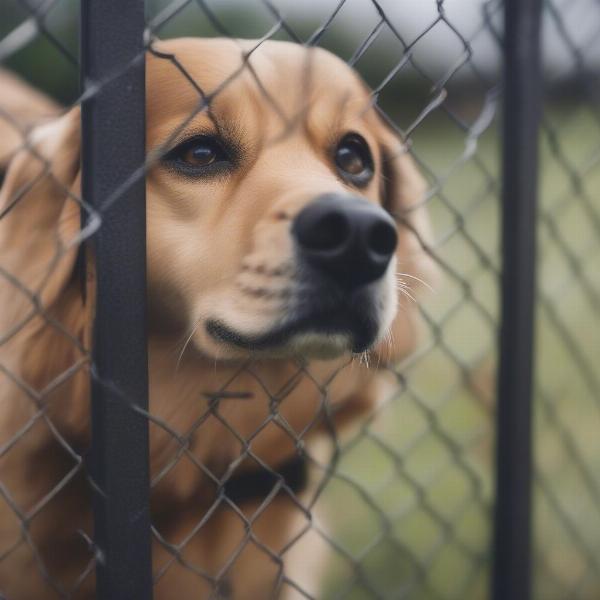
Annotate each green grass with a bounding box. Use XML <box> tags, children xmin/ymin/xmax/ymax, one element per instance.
<box><xmin>531</xmin><ymin>106</ymin><xmax>600</xmax><ymax>600</ymax></box>
<box><xmin>316</xmin><ymin>105</ymin><xmax>600</xmax><ymax>600</ymax></box>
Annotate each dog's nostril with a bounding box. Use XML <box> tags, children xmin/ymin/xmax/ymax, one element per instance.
<box><xmin>310</xmin><ymin>212</ymin><xmax>350</xmax><ymax>251</ymax></box>
<box><xmin>367</xmin><ymin>221</ymin><xmax>397</xmax><ymax>257</ymax></box>
<box><xmin>296</xmin><ymin>211</ymin><xmax>350</xmax><ymax>253</ymax></box>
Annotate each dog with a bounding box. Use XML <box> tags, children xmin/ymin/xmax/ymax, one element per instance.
<box><xmin>0</xmin><ymin>37</ymin><xmax>432</xmax><ymax>599</ymax></box>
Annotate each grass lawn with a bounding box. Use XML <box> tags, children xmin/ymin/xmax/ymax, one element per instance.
<box><xmin>317</xmin><ymin>104</ymin><xmax>600</xmax><ymax>600</ymax></box>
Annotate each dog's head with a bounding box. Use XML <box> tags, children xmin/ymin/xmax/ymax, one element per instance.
<box><xmin>0</xmin><ymin>37</ymin><xmax>432</xmax><ymax>365</ymax></box>
<box><xmin>146</xmin><ymin>38</ymin><xmax>432</xmax><ymax>362</ymax></box>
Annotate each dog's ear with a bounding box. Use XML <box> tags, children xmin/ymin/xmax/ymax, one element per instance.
<box><xmin>372</xmin><ymin>123</ymin><xmax>436</xmax><ymax>365</ymax></box>
<box><xmin>0</xmin><ymin>108</ymin><xmax>83</xmax><ymax>328</ymax></box>
<box><xmin>0</xmin><ymin>69</ymin><xmax>61</xmax><ymax>170</ymax></box>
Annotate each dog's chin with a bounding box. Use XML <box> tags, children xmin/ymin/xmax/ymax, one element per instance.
<box><xmin>284</xmin><ymin>332</ymin><xmax>351</xmax><ymax>359</ymax></box>
<box><xmin>204</xmin><ymin>304</ymin><xmax>385</xmax><ymax>360</ymax></box>
<box><xmin>205</xmin><ymin>323</ymin><xmax>353</xmax><ymax>360</ymax></box>
<box><xmin>196</xmin><ymin>271</ymin><xmax>398</xmax><ymax>360</ymax></box>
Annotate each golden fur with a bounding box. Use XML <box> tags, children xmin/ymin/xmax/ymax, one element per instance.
<box><xmin>0</xmin><ymin>38</ymin><xmax>431</xmax><ymax>599</ymax></box>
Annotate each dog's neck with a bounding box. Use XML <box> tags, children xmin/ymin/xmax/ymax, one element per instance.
<box><xmin>0</xmin><ymin>277</ymin><xmax>357</xmax><ymax>517</ymax></box>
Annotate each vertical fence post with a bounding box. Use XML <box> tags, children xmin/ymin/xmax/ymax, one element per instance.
<box><xmin>492</xmin><ymin>0</ymin><xmax>542</xmax><ymax>599</ymax></box>
<box><xmin>81</xmin><ymin>2</ymin><xmax>152</xmax><ymax>599</ymax></box>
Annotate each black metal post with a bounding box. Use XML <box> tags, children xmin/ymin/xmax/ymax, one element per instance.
<box><xmin>81</xmin><ymin>2</ymin><xmax>152</xmax><ymax>599</ymax></box>
<box><xmin>492</xmin><ymin>0</ymin><xmax>542</xmax><ymax>599</ymax></box>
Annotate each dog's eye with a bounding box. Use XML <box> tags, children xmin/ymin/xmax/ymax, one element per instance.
<box><xmin>334</xmin><ymin>133</ymin><xmax>374</xmax><ymax>187</ymax></box>
<box><xmin>184</xmin><ymin>143</ymin><xmax>218</xmax><ymax>167</ymax></box>
<box><xmin>163</xmin><ymin>135</ymin><xmax>232</xmax><ymax>177</ymax></box>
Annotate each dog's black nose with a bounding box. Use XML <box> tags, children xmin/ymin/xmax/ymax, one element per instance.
<box><xmin>292</xmin><ymin>193</ymin><xmax>398</xmax><ymax>290</ymax></box>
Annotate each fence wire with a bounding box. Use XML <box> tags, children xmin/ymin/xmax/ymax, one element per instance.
<box><xmin>533</xmin><ymin>1</ymin><xmax>600</xmax><ymax>599</ymax></box>
<box><xmin>0</xmin><ymin>0</ymin><xmax>597</xmax><ymax>599</ymax></box>
<box><xmin>141</xmin><ymin>3</ymin><xmax>501</xmax><ymax>599</ymax></box>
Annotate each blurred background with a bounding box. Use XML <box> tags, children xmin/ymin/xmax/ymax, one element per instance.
<box><xmin>1</xmin><ymin>0</ymin><xmax>599</xmax><ymax>598</ymax></box>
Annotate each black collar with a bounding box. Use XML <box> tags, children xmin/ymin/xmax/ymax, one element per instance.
<box><xmin>221</xmin><ymin>454</ymin><xmax>308</xmax><ymax>505</ymax></box>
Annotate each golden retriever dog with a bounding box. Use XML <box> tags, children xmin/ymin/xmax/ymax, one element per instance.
<box><xmin>0</xmin><ymin>38</ymin><xmax>431</xmax><ymax>599</ymax></box>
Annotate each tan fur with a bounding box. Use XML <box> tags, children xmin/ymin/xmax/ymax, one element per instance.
<box><xmin>0</xmin><ymin>70</ymin><xmax>61</xmax><ymax>168</ymax></box>
<box><xmin>0</xmin><ymin>38</ymin><xmax>431</xmax><ymax>599</ymax></box>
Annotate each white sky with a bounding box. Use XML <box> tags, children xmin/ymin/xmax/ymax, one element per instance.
<box><xmin>219</xmin><ymin>0</ymin><xmax>600</xmax><ymax>78</ymax></box>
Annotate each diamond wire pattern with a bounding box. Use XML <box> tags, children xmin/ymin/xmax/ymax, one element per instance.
<box><xmin>1</xmin><ymin>1</ymin><xmax>597</xmax><ymax>599</ymax></box>
<box><xmin>0</xmin><ymin>1</ymin><xmax>501</xmax><ymax>598</ymax></box>
<box><xmin>532</xmin><ymin>1</ymin><xmax>600</xmax><ymax>599</ymax></box>
<box><xmin>0</xmin><ymin>1</ymin><xmax>97</xmax><ymax>597</ymax></box>
<box><xmin>144</xmin><ymin>2</ymin><xmax>501</xmax><ymax>598</ymax></box>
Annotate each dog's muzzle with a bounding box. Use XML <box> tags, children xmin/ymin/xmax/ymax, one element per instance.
<box><xmin>291</xmin><ymin>193</ymin><xmax>397</xmax><ymax>289</ymax></box>
<box><xmin>205</xmin><ymin>194</ymin><xmax>398</xmax><ymax>355</ymax></box>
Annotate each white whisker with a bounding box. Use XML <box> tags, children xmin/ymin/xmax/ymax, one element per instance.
<box><xmin>386</xmin><ymin>330</ymin><xmax>394</xmax><ymax>362</ymax></box>
<box><xmin>374</xmin><ymin>343</ymin><xmax>382</xmax><ymax>370</ymax></box>
<box><xmin>176</xmin><ymin>320</ymin><xmax>201</xmax><ymax>371</ymax></box>
<box><xmin>396</xmin><ymin>271</ymin><xmax>433</xmax><ymax>292</ymax></box>
<box><xmin>396</xmin><ymin>282</ymin><xmax>417</xmax><ymax>304</ymax></box>
<box><xmin>378</xmin><ymin>328</ymin><xmax>393</xmax><ymax>366</ymax></box>
<box><xmin>358</xmin><ymin>350</ymin><xmax>370</xmax><ymax>369</ymax></box>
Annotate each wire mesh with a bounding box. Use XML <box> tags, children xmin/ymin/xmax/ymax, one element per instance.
<box><xmin>0</xmin><ymin>0</ymin><xmax>597</xmax><ymax>599</ymax></box>
<box><xmin>533</xmin><ymin>1</ymin><xmax>600</xmax><ymax>599</ymax></box>
<box><xmin>1</xmin><ymin>1</ymin><xmax>499</xmax><ymax>598</ymax></box>
<box><xmin>139</xmin><ymin>3</ymin><xmax>501</xmax><ymax>598</ymax></box>
<box><xmin>0</xmin><ymin>1</ymin><xmax>95</xmax><ymax>598</ymax></box>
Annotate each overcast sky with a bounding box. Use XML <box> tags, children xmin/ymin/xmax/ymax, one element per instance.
<box><xmin>214</xmin><ymin>0</ymin><xmax>600</xmax><ymax>78</ymax></box>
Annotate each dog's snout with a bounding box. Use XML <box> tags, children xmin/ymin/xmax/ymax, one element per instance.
<box><xmin>292</xmin><ymin>193</ymin><xmax>397</xmax><ymax>289</ymax></box>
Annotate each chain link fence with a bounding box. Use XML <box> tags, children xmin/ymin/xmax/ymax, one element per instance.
<box><xmin>0</xmin><ymin>1</ymin><xmax>598</xmax><ymax>599</ymax></box>
<box><xmin>0</xmin><ymin>1</ymin><xmax>93</xmax><ymax>598</ymax></box>
<box><xmin>533</xmin><ymin>1</ymin><xmax>600</xmax><ymax>598</ymax></box>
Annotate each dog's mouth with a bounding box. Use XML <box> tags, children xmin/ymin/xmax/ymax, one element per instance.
<box><xmin>206</xmin><ymin>288</ymin><xmax>382</xmax><ymax>357</ymax></box>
